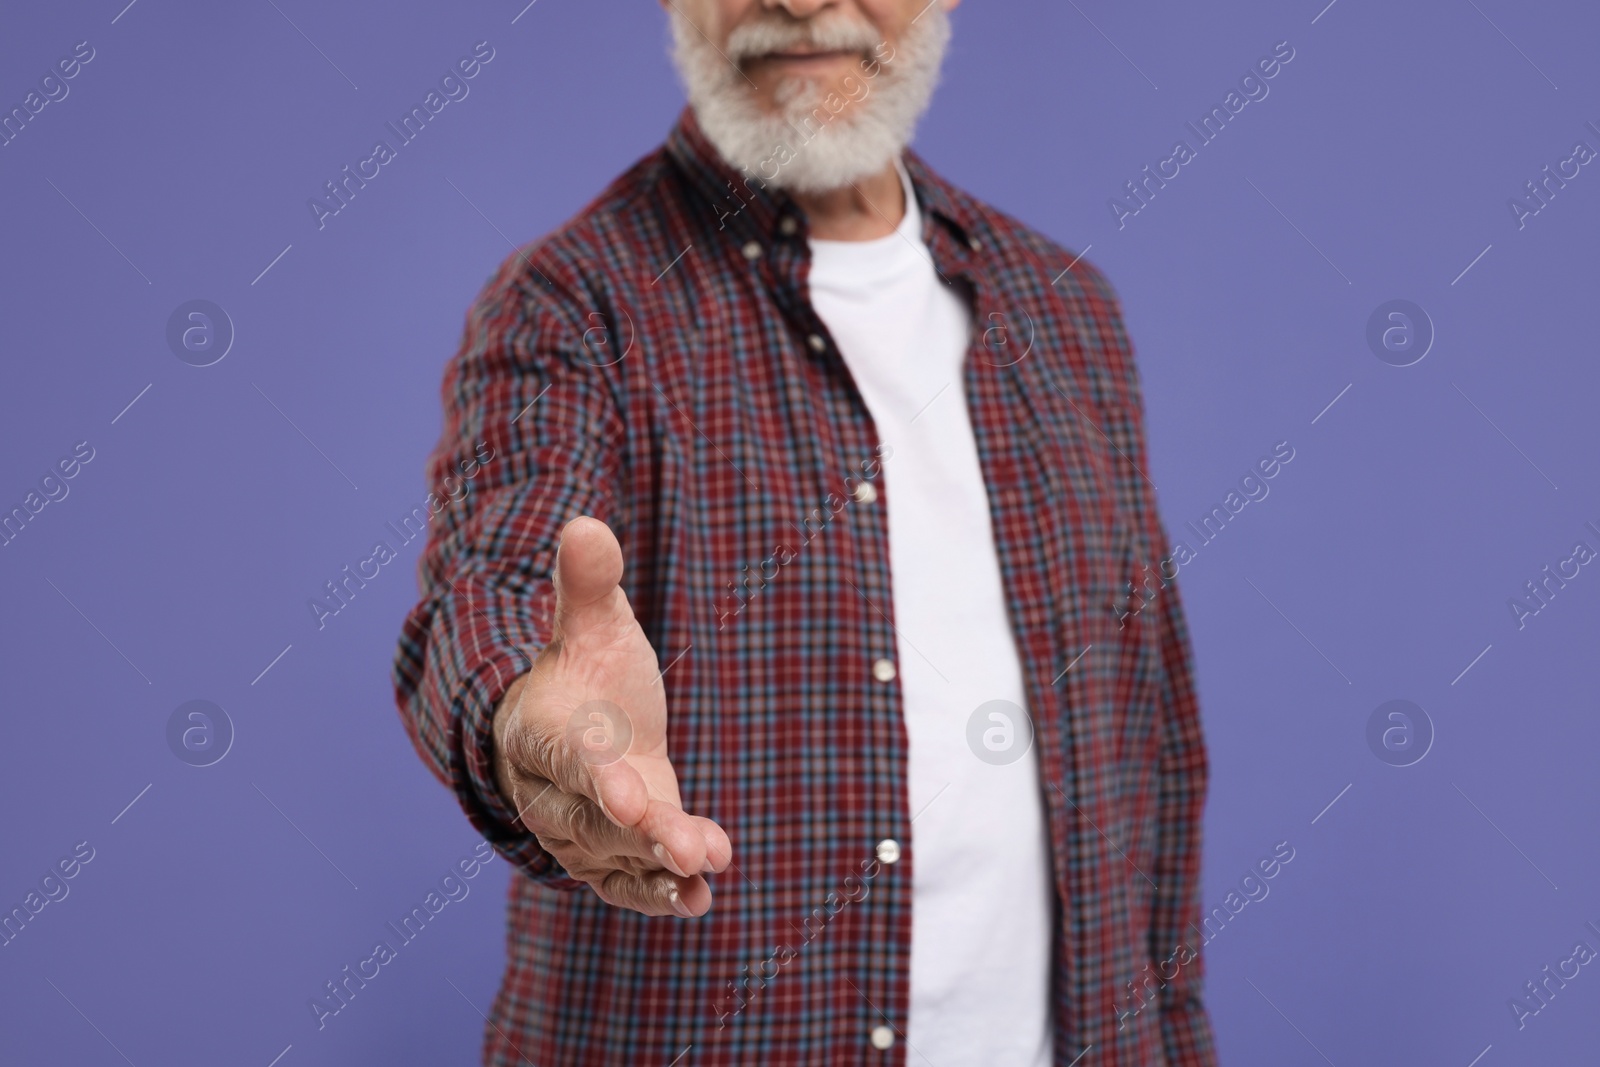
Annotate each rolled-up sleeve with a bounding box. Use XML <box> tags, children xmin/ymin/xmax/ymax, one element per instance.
<box><xmin>391</xmin><ymin>248</ymin><xmax>626</xmax><ymax>888</ymax></box>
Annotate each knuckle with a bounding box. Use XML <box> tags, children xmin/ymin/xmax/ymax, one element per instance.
<box><xmin>598</xmin><ymin>870</ymin><xmax>654</xmax><ymax>914</ymax></box>
<box><xmin>507</xmin><ymin>718</ymin><xmax>556</xmax><ymax>779</ymax></box>
<box><xmin>569</xmin><ymin>798</ymin><xmax>621</xmax><ymax>849</ymax></box>
<box><xmin>562</xmin><ymin>855</ymin><xmax>606</xmax><ymax>886</ymax></box>
<box><xmin>530</xmin><ymin>724</ymin><xmax>594</xmax><ymax>797</ymax></box>
<box><xmin>510</xmin><ymin>778</ymin><xmax>559</xmax><ymax>831</ymax></box>
<box><xmin>527</xmin><ymin>790</ymin><xmax>576</xmax><ymax>841</ymax></box>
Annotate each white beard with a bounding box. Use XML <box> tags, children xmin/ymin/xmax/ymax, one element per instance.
<box><xmin>666</xmin><ymin>4</ymin><xmax>952</xmax><ymax>194</ymax></box>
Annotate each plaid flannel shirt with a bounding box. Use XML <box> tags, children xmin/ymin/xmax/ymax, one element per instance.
<box><xmin>392</xmin><ymin>105</ymin><xmax>1217</xmax><ymax>1067</ymax></box>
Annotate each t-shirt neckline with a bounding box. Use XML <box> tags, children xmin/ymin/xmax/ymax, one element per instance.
<box><xmin>807</xmin><ymin>156</ymin><xmax>924</xmax><ymax>281</ymax></box>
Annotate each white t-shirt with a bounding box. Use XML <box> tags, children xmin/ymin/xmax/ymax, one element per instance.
<box><xmin>807</xmin><ymin>157</ymin><xmax>1054</xmax><ymax>1066</ymax></box>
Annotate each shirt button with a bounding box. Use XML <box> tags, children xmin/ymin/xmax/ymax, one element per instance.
<box><xmin>742</xmin><ymin>240</ymin><xmax>763</xmax><ymax>261</ymax></box>
<box><xmin>967</xmin><ymin>234</ymin><xmax>982</xmax><ymax>251</ymax></box>
<box><xmin>871</xmin><ymin>658</ymin><xmax>896</xmax><ymax>683</ymax></box>
<box><xmin>870</xmin><ymin>1025</ymin><xmax>896</xmax><ymax>1050</ymax></box>
<box><xmin>807</xmin><ymin>333</ymin><xmax>827</xmax><ymax>352</ymax></box>
<box><xmin>852</xmin><ymin>481</ymin><xmax>878</xmax><ymax>504</ymax></box>
<box><xmin>875</xmin><ymin>839</ymin><xmax>901</xmax><ymax>864</ymax></box>
<box><xmin>779</xmin><ymin>216</ymin><xmax>798</xmax><ymax>236</ymax></box>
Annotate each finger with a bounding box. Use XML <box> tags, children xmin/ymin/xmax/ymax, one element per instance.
<box><xmin>500</xmin><ymin>707</ymin><xmax>653</xmax><ymax>829</ymax></box>
<box><xmin>588</xmin><ymin>752</ymin><xmax>654</xmax><ymax>829</ymax></box>
<box><xmin>551</xmin><ymin>516</ymin><xmax>625</xmax><ymax>643</ymax></box>
<box><xmin>594</xmin><ymin>869</ymin><xmax>713</xmax><ymax>918</ymax></box>
<box><xmin>691</xmin><ymin>815</ymin><xmax>734</xmax><ymax>874</ymax></box>
<box><xmin>515</xmin><ymin>777</ymin><xmax>710</xmax><ymax>876</ymax></box>
<box><xmin>632</xmin><ymin>797</ymin><xmax>713</xmax><ymax>877</ymax></box>
<box><xmin>503</xmin><ymin>771</ymin><xmax>561</xmax><ymax>832</ymax></box>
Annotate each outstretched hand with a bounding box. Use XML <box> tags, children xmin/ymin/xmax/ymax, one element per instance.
<box><xmin>491</xmin><ymin>516</ymin><xmax>731</xmax><ymax>917</ymax></box>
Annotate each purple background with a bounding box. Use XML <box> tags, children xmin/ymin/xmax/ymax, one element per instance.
<box><xmin>2</xmin><ymin>1</ymin><xmax>1597</xmax><ymax>1064</ymax></box>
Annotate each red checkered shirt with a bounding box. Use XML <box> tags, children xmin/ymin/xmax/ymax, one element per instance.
<box><xmin>393</xmin><ymin>105</ymin><xmax>1217</xmax><ymax>1067</ymax></box>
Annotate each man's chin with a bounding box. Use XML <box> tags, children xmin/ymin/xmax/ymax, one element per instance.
<box><xmin>686</xmin><ymin>82</ymin><xmax>895</xmax><ymax>193</ymax></box>
<box><xmin>768</xmin><ymin>77</ymin><xmax>850</xmax><ymax>114</ymax></box>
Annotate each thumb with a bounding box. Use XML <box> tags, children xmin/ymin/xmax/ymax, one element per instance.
<box><xmin>545</xmin><ymin>515</ymin><xmax>652</xmax><ymax>827</ymax></box>
<box><xmin>552</xmin><ymin>516</ymin><xmax>624</xmax><ymax>636</ymax></box>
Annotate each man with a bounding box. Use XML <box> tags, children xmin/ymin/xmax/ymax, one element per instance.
<box><xmin>393</xmin><ymin>0</ymin><xmax>1218</xmax><ymax>1063</ymax></box>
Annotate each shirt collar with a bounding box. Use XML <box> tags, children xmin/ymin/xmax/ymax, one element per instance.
<box><xmin>663</xmin><ymin>104</ymin><xmax>980</xmax><ymax>252</ymax></box>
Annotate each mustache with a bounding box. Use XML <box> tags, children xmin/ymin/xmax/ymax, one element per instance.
<box><xmin>725</xmin><ymin>14</ymin><xmax>883</xmax><ymax>64</ymax></box>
